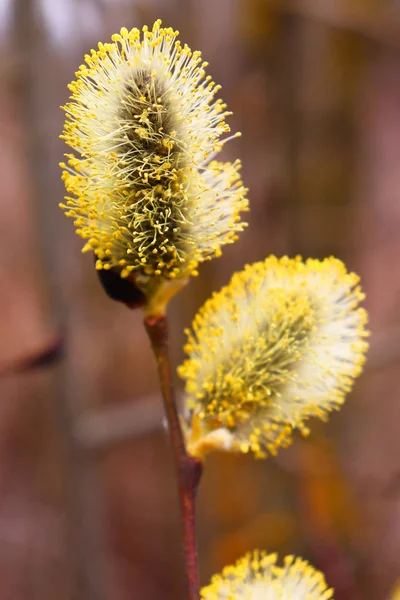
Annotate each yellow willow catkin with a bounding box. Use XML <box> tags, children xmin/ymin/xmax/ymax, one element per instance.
<box><xmin>201</xmin><ymin>551</ymin><xmax>334</xmax><ymax>600</ymax></box>
<box><xmin>60</xmin><ymin>20</ymin><xmax>248</xmax><ymax>288</ymax></box>
<box><xmin>178</xmin><ymin>256</ymin><xmax>369</xmax><ymax>459</ymax></box>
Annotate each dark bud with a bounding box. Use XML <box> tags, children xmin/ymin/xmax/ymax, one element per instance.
<box><xmin>95</xmin><ymin>257</ymin><xmax>146</xmax><ymax>309</ymax></box>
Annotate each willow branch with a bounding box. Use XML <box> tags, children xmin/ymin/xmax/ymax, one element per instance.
<box><xmin>145</xmin><ymin>315</ymin><xmax>202</xmax><ymax>600</ymax></box>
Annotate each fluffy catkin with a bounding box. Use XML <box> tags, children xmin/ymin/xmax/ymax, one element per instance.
<box><xmin>179</xmin><ymin>256</ymin><xmax>369</xmax><ymax>458</ymax></box>
<box><xmin>60</xmin><ymin>21</ymin><xmax>248</xmax><ymax>292</ymax></box>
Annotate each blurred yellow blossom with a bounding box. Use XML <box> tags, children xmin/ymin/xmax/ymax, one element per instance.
<box><xmin>201</xmin><ymin>550</ymin><xmax>333</xmax><ymax>600</ymax></box>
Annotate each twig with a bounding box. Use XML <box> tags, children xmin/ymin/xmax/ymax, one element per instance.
<box><xmin>144</xmin><ymin>314</ymin><xmax>202</xmax><ymax>600</ymax></box>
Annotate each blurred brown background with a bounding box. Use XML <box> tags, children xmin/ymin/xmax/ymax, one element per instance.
<box><xmin>1</xmin><ymin>0</ymin><xmax>400</xmax><ymax>598</ymax></box>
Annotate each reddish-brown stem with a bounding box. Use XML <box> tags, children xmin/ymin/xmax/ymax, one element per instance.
<box><xmin>145</xmin><ymin>314</ymin><xmax>202</xmax><ymax>600</ymax></box>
